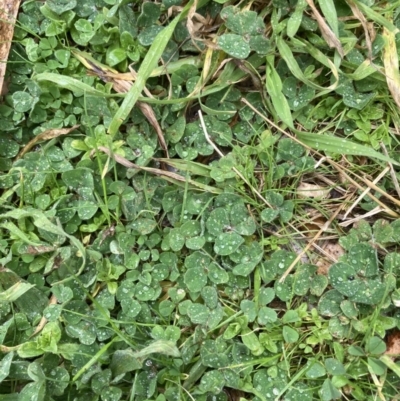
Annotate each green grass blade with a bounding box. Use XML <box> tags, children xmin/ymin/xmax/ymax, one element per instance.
<box><xmin>318</xmin><ymin>0</ymin><xmax>339</xmax><ymax>36</ymax></box>
<box><xmin>34</xmin><ymin>73</ymin><xmax>119</xmax><ymax>97</ymax></box>
<box><xmin>157</xmin><ymin>158</ymin><xmax>212</xmax><ymax>177</ymax></box>
<box><xmin>296</xmin><ymin>131</ymin><xmax>400</xmax><ymax>166</ymax></box>
<box><xmin>287</xmin><ymin>0</ymin><xmax>307</xmax><ymax>38</ymax></box>
<box><xmin>0</xmin><ymin>281</ymin><xmax>34</xmax><ymax>302</ymax></box>
<box><xmin>346</xmin><ymin>59</ymin><xmax>378</xmax><ymax>80</ymax></box>
<box><xmin>351</xmin><ymin>0</ymin><xmax>399</xmax><ymax>34</ymax></box>
<box><xmin>380</xmin><ymin>355</ymin><xmax>400</xmax><ymax>377</ymax></box>
<box><xmin>108</xmin><ymin>0</ymin><xmax>204</xmax><ymax>136</ymax></box>
<box><xmin>276</xmin><ymin>36</ymin><xmax>339</xmax><ymax>93</ymax></box>
<box><xmin>266</xmin><ymin>56</ymin><xmax>294</xmax><ymax>128</ymax></box>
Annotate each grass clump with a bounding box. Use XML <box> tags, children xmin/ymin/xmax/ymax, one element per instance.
<box><xmin>1</xmin><ymin>0</ymin><xmax>400</xmax><ymax>400</ymax></box>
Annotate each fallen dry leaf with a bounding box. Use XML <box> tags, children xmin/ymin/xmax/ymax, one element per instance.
<box><xmin>385</xmin><ymin>330</ymin><xmax>400</xmax><ymax>356</ymax></box>
<box><xmin>305</xmin><ymin>0</ymin><xmax>344</xmax><ymax>57</ymax></box>
<box><xmin>137</xmin><ymin>101</ymin><xmax>169</xmax><ymax>158</ymax></box>
<box><xmin>316</xmin><ymin>241</ymin><xmax>345</xmax><ymax>275</ymax></box>
<box><xmin>297</xmin><ymin>182</ymin><xmax>330</xmax><ymax>199</ymax></box>
<box><xmin>0</xmin><ymin>0</ymin><xmax>21</xmax><ymax>95</ymax></box>
<box><xmin>383</xmin><ymin>25</ymin><xmax>400</xmax><ymax>110</ymax></box>
<box><xmin>30</xmin><ymin>294</ymin><xmax>57</xmax><ymax>338</ymax></box>
<box><xmin>347</xmin><ymin>0</ymin><xmax>373</xmax><ymax>60</ymax></box>
<box><xmin>16</xmin><ymin>125</ymin><xmax>80</xmax><ymax>160</ymax></box>
<box><xmin>25</xmin><ymin>245</ymin><xmax>56</xmax><ymax>255</ymax></box>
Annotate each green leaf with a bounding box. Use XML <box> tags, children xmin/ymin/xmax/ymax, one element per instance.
<box><xmin>282</xmin><ymin>310</ymin><xmax>300</xmax><ymax>324</ymax></box>
<box><xmin>0</xmin><ymin>281</ymin><xmax>34</xmax><ymax>302</ymax></box>
<box><xmin>348</xmin><ymin>345</ymin><xmax>365</xmax><ymax>356</ymax></box>
<box><xmin>318</xmin><ymin>0</ymin><xmax>339</xmax><ymax>36</ymax></box>
<box><xmin>106</xmin><ymin>47</ymin><xmax>127</xmax><ymax>66</ymax></box>
<box><xmin>277</xmin><ymin>36</ymin><xmax>339</xmax><ymax>93</ymax></box>
<box><xmin>259</xmin><ymin>288</ymin><xmax>275</xmax><ymax>305</ymax></box>
<box><xmin>282</xmin><ymin>325</ymin><xmax>299</xmax><ymax>343</ymax></box>
<box><xmin>287</xmin><ymin>0</ymin><xmax>307</xmax><ymax>38</ymax></box>
<box><xmin>296</xmin><ymin>131</ymin><xmax>400</xmax><ymax>166</ymax></box>
<box><xmin>0</xmin><ymin>352</ymin><xmax>14</xmax><ymax>384</ymax></box>
<box><xmin>200</xmin><ymin>339</ymin><xmax>229</xmax><ymax>368</ymax></box>
<box><xmin>214</xmin><ymin>232</ymin><xmax>244</xmax><ymax>256</ymax></box>
<box><xmin>18</xmin><ymin>341</ymin><xmax>44</xmax><ymax>358</ymax></box>
<box><xmin>329</xmin><ymin>262</ymin><xmax>386</xmax><ymax>305</ymax></box>
<box><xmin>306</xmin><ymin>360</ymin><xmax>326</xmax><ymax>379</ymax></box>
<box><xmin>240</xmin><ymin>300</ymin><xmax>257</xmax><ymax>322</ymax></box>
<box><xmin>19</xmin><ymin>381</ymin><xmax>46</xmax><ymax>401</ymax></box>
<box><xmin>47</xmin><ymin>0</ymin><xmax>77</xmax><ymax>14</ymax></box>
<box><xmin>208</xmin><ymin>263</ymin><xmax>229</xmax><ymax>284</ymax></box>
<box><xmin>241</xmin><ymin>327</ymin><xmax>264</xmax><ymax>355</ymax></box>
<box><xmin>223</xmin><ymin>8</ymin><xmax>264</xmax><ymax>36</ymax></box>
<box><xmin>187</xmin><ymin>303</ymin><xmax>209</xmax><ymax>324</ymax></box>
<box><xmin>137</xmin><ymin>2</ymin><xmax>161</xmax><ymax>27</ymax></box>
<box><xmin>353</xmin><ymin>0</ymin><xmax>399</xmax><ymax>34</ymax></box>
<box><xmin>257</xmin><ymin>306</ymin><xmax>278</xmax><ymax>325</ymax></box>
<box><xmin>35</xmin><ymin>73</ymin><xmax>120</xmax><ymax>97</ymax></box>
<box><xmin>266</xmin><ymin>58</ymin><xmax>294</xmax><ymax>128</ymax></box>
<box><xmin>380</xmin><ymin>354</ymin><xmax>400</xmax><ymax>377</ymax></box>
<box><xmin>218</xmin><ymin>34</ymin><xmax>251</xmax><ymax>59</ymax></box>
<box><xmin>133</xmin><ymin>340</ymin><xmax>180</xmax><ymax>359</ymax></box>
<box><xmin>184</xmin><ymin>267</ymin><xmax>207</xmax><ymax>293</ymax></box>
<box><xmin>12</xmin><ymin>91</ymin><xmax>35</xmax><ymax>112</ymax></box>
<box><xmin>324</xmin><ymin>358</ymin><xmax>346</xmax><ymax>376</ymax></box>
<box><xmin>367</xmin><ymin>357</ymin><xmax>386</xmax><ymax>375</ymax></box>
<box><xmin>319</xmin><ymin>378</ymin><xmax>342</xmax><ymax>401</ymax></box>
<box><xmin>166</xmin><ymin>116</ymin><xmax>186</xmax><ymax>143</ymax></box>
<box><xmin>199</xmin><ymin>370</ymin><xmax>225</xmax><ymax>394</ymax></box>
<box><xmin>365</xmin><ymin>336</ymin><xmax>386</xmax><ymax>355</ymax></box>
<box><xmin>261</xmin><ymin>208</ymin><xmax>279</xmax><ymax>222</ymax></box>
<box><xmin>74</xmin><ymin>19</ymin><xmax>93</xmax><ymax>33</ymax></box>
<box><xmin>62</xmin><ymin>168</ymin><xmax>94</xmax><ymax>189</ymax></box>
<box><xmin>110</xmin><ymin>349</ymin><xmax>142</xmax><ymax>376</ymax></box>
<box><xmin>108</xmin><ymin>1</ymin><xmax>196</xmax><ymax>136</ymax></box>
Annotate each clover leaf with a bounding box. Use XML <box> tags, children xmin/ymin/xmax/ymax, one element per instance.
<box><xmin>261</xmin><ymin>191</ymin><xmax>294</xmax><ymax>223</ymax></box>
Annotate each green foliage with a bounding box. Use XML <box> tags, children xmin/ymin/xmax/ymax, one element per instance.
<box><xmin>1</xmin><ymin>0</ymin><xmax>400</xmax><ymax>399</ymax></box>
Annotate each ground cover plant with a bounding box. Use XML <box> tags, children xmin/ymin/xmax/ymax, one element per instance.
<box><xmin>1</xmin><ymin>0</ymin><xmax>400</xmax><ymax>399</ymax></box>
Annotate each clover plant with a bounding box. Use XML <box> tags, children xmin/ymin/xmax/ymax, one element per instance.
<box><xmin>1</xmin><ymin>0</ymin><xmax>400</xmax><ymax>400</ymax></box>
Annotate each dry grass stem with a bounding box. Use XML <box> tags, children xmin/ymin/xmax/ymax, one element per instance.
<box><xmin>339</xmin><ymin>206</ymin><xmax>384</xmax><ymax>227</ymax></box>
<box><xmin>279</xmin><ymin>199</ymin><xmax>347</xmax><ymax>283</ymax></box>
<box><xmin>0</xmin><ymin>0</ymin><xmax>21</xmax><ymax>94</ymax></box>
<box><xmin>305</xmin><ymin>0</ymin><xmax>344</xmax><ymax>57</ymax></box>
<box><xmin>342</xmin><ymin>166</ymin><xmax>390</xmax><ymax>220</ymax></box>
<box><xmin>347</xmin><ymin>0</ymin><xmax>374</xmax><ymax>59</ymax></box>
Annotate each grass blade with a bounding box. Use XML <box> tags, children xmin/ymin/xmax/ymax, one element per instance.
<box><xmin>277</xmin><ymin>36</ymin><xmax>339</xmax><ymax>94</ymax></box>
<box><xmin>108</xmin><ymin>0</ymin><xmax>203</xmax><ymax>136</ymax></box>
<box><xmin>380</xmin><ymin>355</ymin><xmax>400</xmax><ymax>377</ymax></box>
<box><xmin>351</xmin><ymin>0</ymin><xmax>399</xmax><ymax>34</ymax></box>
<box><xmin>382</xmin><ymin>26</ymin><xmax>400</xmax><ymax>110</ymax></box>
<box><xmin>34</xmin><ymin>73</ymin><xmax>119</xmax><ymax>97</ymax></box>
<box><xmin>0</xmin><ymin>281</ymin><xmax>34</xmax><ymax>302</ymax></box>
<box><xmin>296</xmin><ymin>131</ymin><xmax>400</xmax><ymax>166</ymax></box>
<box><xmin>266</xmin><ymin>56</ymin><xmax>294</xmax><ymax>128</ymax></box>
<box><xmin>318</xmin><ymin>0</ymin><xmax>339</xmax><ymax>36</ymax></box>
